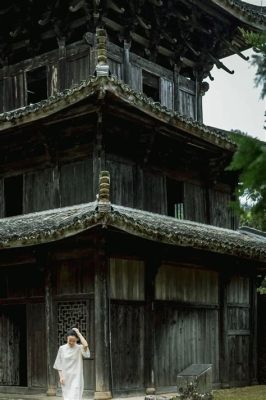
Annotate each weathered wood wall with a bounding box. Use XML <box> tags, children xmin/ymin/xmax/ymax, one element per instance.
<box><xmin>155</xmin><ymin>264</ymin><xmax>219</xmax><ymax>385</ymax></box>
<box><xmin>0</xmin><ymin>238</ymin><xmax>257</xmax><ymax>393</ymax></box>
<box><xmin>23</xmin><ymin>159</ymin><xmax>94</xmax><ymax>213</ymax></box>
<box><xmin>183</xmin><ymin>182</ymin><xmax>207</xmax><ymax>223</ymax></box>
<box><xmin>0</xmin><ymin>305</ymin><xmax>27</xmax><ymax>386</ymax></box>
<box><xmin>0</xmin><ymin>154</ymin><xmax>234</xmax><ymax>229</ymax></box>
<box><xmin>258</xmin><ymin>294</ymin><xmax>266</xmax><ymax>383</ymax></box>
<box><xmin>27</xmin><ymin>303</ymin><xmax>47</xmax><ymax>388</ymax></box>
<box><xmin>226</xmin><ymin>275</ymin><xmax>250</xmax><ymax>386</ymax></box>
<box><xmin>209</xmin><ymin>187</ymin><xmax>233</xmax><ymax>228</ymax></box>
<box><xmin>0</xmin><ymin>38</ymin><xmax>199</xmax><ymax>120</ymax></box>
<box><xmin>110</xmin><ymin>258</ymin><xmax>145</xmax><ymax>392</ymax></box>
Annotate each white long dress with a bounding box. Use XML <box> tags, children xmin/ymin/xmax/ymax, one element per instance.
<box><xmin>53</xmin><ymin>343</ymin><xmax>90</xmax><ymax>400</ymax></box>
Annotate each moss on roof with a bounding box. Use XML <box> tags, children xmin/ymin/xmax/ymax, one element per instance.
<box><xmin>0</xmin><ymin>76</ymin><xmax>235</xmax><ymax>151</ymax></box>
<box><xmin>0</xmin><ymin>201</ymin><xmax>265</xmax><ymax>264</ymax></box>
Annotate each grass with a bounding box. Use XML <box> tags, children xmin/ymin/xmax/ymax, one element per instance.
<box><xmin>213</xmin><ymin>385</ymin><xmax>266</xmax><ymax>400</ymax></box>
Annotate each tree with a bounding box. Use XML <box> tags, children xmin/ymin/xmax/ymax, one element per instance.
<box><xmin>240</xmin><ymin>29</ymin><xmax>266</xmax><ymax>99</ymax></box>
<box><xmin>227</xmin><ymin>131</ymin><xmax>266</xmax><ymax>231</ymax></box>
<box><xmin>227</xmin><ymin>31</ymin><xmax>266</xmax><ymax>231</ymax></box>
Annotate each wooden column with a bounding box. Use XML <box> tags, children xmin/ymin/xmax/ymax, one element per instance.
<box><xmin>94</xmin><ymin>232</ymin><xmax>112</xmax><ymax>400</ymax></box>
<box><xmin>44</xmin><ymin>250</ymin><xmax>57</xmax><ymax>396</ymax></box>
<box><xmin>123</xmin><ymin>40</ymin><xmax>131</xmax><ymax>85</ymax></box>
<box><xmin>93</xmin><ymin>109</ymin><xmax>105</xmax><ymax>198</ymax></box>
<box><xmin>144</xmin><ymin>252</ymin><xmax>160</xmax><ymax>394</ymax></box>
<box><xmin>250</xmin><ymin>275</ymin><xmax>258</xmax><ymax>385</ymax></box>
<box><xmin>219</xmin><ymin>272</ymin><xmax>229</xmax><ymax>387</ymax></box>
<box><xmin>173</xmin><ymin>64</ymin><xmax>180</xmax><ymax>113</ymax></box>
<box><xmin>57</xmin><ymin>38</ymin><xmax>66</xmax><ymax>91</ymax></box>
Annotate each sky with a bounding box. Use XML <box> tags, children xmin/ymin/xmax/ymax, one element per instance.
<box><xmin>203</xmin><ymin>0</ymin><xmax>266</xmax><ymax>142</ymax></box>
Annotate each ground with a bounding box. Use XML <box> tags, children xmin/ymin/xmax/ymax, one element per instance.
<box><xmin>213</xmin><ymin>385</ymin><xmax>266</xmax><ymax>399</ymax></box>
<box><xmin>0</xmin><ymin>386</ymin><xmax>266</xmax><ymax>400</ymax></box>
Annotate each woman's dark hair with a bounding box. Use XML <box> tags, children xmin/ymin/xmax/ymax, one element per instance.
<box><xmin>67</xmin><ymin>329</ymin><xmax>79</xmax><ymax>338</ymax></box>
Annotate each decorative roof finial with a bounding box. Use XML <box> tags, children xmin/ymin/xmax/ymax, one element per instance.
<box><xmin>97</xmin><ymin>170</ymin><xmax>111</xmax><ymax>213</ymax></box>
<box><xmin>95</xmin><ymin>28</ymin><xmax>109</xmax><ymax>77</ymax></box>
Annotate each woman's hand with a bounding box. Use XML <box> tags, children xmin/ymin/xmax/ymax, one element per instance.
<box><xmin>60</xmin><ymin>377</ymin><xmax>65</xmax><ymax>385</ymax></box>
<box><xmin>73</xmin><ymin>327</ymin><xmax>80</xmax><ymax>336</ymax></box>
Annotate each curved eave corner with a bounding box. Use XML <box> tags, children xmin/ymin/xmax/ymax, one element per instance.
<box><xmin>210</xmin><ymin>0</ymin><xmax>266</xmax><ymax>31</ymax></box>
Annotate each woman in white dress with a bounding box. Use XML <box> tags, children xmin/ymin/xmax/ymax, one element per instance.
<box><xmin>54</xmin><ymin>327</ymin><xmax>90</xmax><ymax>400</ymax></box>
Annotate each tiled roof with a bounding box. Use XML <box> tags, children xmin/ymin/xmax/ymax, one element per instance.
<box><xmin>211</xmin><ymin>0</ymin><xmax>266</xmax><ymax>28</ymax></box>
<box><xmin>0</xmin><ymin>201</ymin><xmax>265</xmax><ymax>264</ymax></box>
<box><xmin>0</xmin><ymin>76</ymin><xmax>235</xmax><ymax>151</ymax></box>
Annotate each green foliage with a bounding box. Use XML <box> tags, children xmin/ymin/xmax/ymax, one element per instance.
<box><xmin>227</xmin><ymin>131</ymin><xmax>266</xmax><ymax>231</ymax></box>
<box><xmin>240</xmin><ymin>29</ymin><xmax>266</xmax><ymax>99</ymax></box>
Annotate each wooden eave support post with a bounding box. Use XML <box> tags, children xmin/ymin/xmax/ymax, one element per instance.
<box><xmin>94</xmin><ymin>171</ymin><xmax>112</xmax><ymax>399</ymax></box>
<box><xmin>94</xmin><ymin>231</ymin><xmax>112</xmax><ymax>400</ymax></box>
<box><xmin>144</xmin><ymin>251</ymin><xmax>160</xmax><ymax>394</ymax></box>
<box><xmin>250</xmin><ymin>274</ymin><xmax>258</xmax><ymax>385</ymax></box>
<box><xmin>43</xmin><ymin>248</ymin><xmax>57</xmax><ymax>396</ymax></box>
<box><xmin>219</xmin><ymin>272</ymin><xmax>229</xmax><ymax>387</ymax></box>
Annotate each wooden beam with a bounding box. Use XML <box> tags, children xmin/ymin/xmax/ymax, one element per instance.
<box><xmin>43</xmin><ymin>249</ymin><xmax>58</xmax><ymax>396</ymax></box>
<box><xmin>94</xmin><ymin>232</ymin><xmax>112</xmax><ymax>400</ymax></box>
<box><xmin>144</xmin><ymin>251</ymin><xmax>160</xmax><ymax>394</ymax></box>
<box><xmin>219</xmin><ymin>272</ymin><xmax>229</xmax><ymax>387</ymax></box>
<box><xmin>249</xmin><ymin>275</ymin><xmax>258</xmax><ymax>384</ymax></box>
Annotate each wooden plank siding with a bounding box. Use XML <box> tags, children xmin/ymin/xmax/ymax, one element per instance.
<box><xmin>55</xmin><ymin>258</ymin><xmax>95</xmax><ymax>296</ymax></box>
<box><xmin>0</xmin><ymin>305</ymin><xmax>27</xmax><ymax>386</ymax></box>
<box><xmin>155</xmin><ymin>264</ymin><xmax>218</xmax><ymax>304</ymax></box>
<box><xmin>4</xmin><ymin>72</ymin><xmax>26</xmax><ymax>112</ymax></box>
<box><xmin>108</xmin><ymin>58</ymin><xmax>123</xmax><ymax>80</ymax></box>
<box><xmin>183</xmin><ymin>182</ymin><xmax>208</xmax><ymax>223</ymax></box>
<box><xmin>0</xmin><ymin>178</ymin><xmax>4</xmax><ymax>217</ymax></box>
<box><xmin>226</xmin><ymin>275</ymin><xmax>250</xmax><ymax>386</ymax></box>
<box><xmin>178</xmin><ymin>76</ymin><xmax>196</xmax><ymax>119</ymax></box>
<box><xmin>143</xmin><ymin>171</ymin><xmax>167</xmax><ymax>214</ymax></box>
<box><xmin>154</xmin><ymin>306</ymin><xmax>219</xmax><ymax>386</ymax></box>
<box><xmin>111</xmin><ymin>302</ymin><xmax>145</xmax><ymax>392</ymax></box>
<box><xmin>106</xmin><ymin>160</ymin><xmax>134</xmax><ymax>207</ymax></box>
<box><xmin>209</xmin><ymin>188</ymin><xmax>233</xmax><ymax>229</ymax></box>
<box><xmin>23</xmin><ymin>159</ymin><xmax>93</xmax><ymax>213</ymax></box>
<box><xmin>0</xmin><ymin>79</ymin><xmax>3</xmax><ymax>112</ymax></box>
<box><xmin>110</xmin><ymin>258</ymin><xmax>145</xmax><ymax>301</ymax></box>
<box><xmin>24</xmin><ymin>167</ymin><xmax>60</xmax><ymax>213</ymax></box>
<box><xmin>0</xmin><ymin>37</ymin><xmax>202</xmax><ymax>119</ymax></box>
<box><xmin>160</xmin><ymin>77</ymin><xmax>174</xmax><ymax>110</ymax></box>
<box><xmin>155</xmin><ymin>264</ymin><xmax>219</xmax><ymax>385</ymax></box>
<box><xmin>130</xmin><ymin>64</ymin><xmax>142</xmax><ymax>92</ymax></box>
<box><xmin>110</xmin><ymin>258</ymin><xmax>145</xmax><ymax>392</ymax></box>
<box><xmin>64</xmin><ymin>53</ymin><xmax>90</xmax><ymax>90</ymax></box>
<box><xmin>27</xmin><ymin>303</ymin><xmax>47</xmax><ymax>388</ymax></box>
<box><xmin>60</xmin><ymin>159</ymin><xmax>94</xmax><ymax>207</ymax></box>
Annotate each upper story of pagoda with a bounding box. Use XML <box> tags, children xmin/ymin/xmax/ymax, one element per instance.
<box><xmin>0</xmin><ymin>0</ymin><xmax>265</xmax><ymax>121</ymax></box>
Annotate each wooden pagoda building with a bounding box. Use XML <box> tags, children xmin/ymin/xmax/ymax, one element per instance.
<box><xmin>0</xmin><ymin>0</ymin><xmax>266</xmax><ymax>398</ymax></box>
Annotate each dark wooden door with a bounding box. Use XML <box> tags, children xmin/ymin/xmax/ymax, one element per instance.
<box><xmin>27</xmin><ymin>303</ymin><xmax>47</xmax><ymax>388</ymax></box>
<box><xmin>110</xmin><ymin>302</ymin><xmax>144</xmax><ymax>392</ymax></box>
<box><xmin>0</xmin><ymin>305</ymin><xmax>27</xmax><ymax>386</ymax></box>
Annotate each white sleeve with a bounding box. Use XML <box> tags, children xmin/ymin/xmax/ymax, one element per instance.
<box><xmin>53</xmin><ymin>347</ymin><xmax>63</xmax><ymax>370</ymax></box>
<box><xmin>80</xmin><ymin>345</ymin><xmax>90</xmax><ymax>359</ymax></box>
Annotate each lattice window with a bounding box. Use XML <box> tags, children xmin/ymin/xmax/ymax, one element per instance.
<box><xmin>57</xmin><ymin>301</ymin><xmax>87</xmax><ymax>346</ymax></box>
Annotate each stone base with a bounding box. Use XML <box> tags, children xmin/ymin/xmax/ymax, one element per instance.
<box><xmin>46</xmin><ymin>387</ymin><xmax>57</xmax><ymax>396</ymax></box>
<box><xmin>94</xmin><ymin>390</ymin><xmax>112</xmax><ymax>400</ymax></box>
<box><xmin>146</xmin><ymin>387</ymin><xmax>156</xmax><ymax>395</ymax></box>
